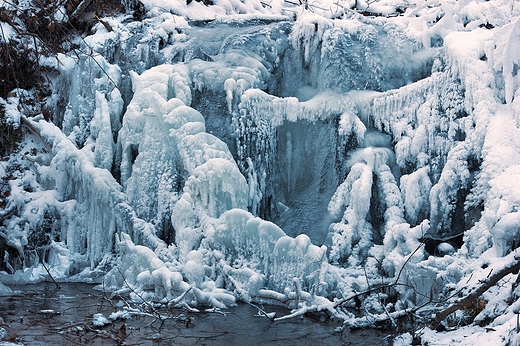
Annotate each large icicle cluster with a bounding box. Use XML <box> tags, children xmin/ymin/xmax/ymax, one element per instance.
<box><xmin>371</xmin><ymin>68</ymin><xmax>469</xmax><ymax>238</ymax></box>
<box><xmin>5</xmin><ymin>17</ymin><xmax>327</xmax><ymax>307</ymax></box>
<box><xmin>105</xmin><ymin>59</ymin><xmax>328</xmax><ymax>301</ymax></box>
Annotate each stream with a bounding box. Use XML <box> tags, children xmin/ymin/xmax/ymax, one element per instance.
<box><xmin>0</xmin><ymin>282</ymin><xmax>389</xmax><ymax>345</ymax></box>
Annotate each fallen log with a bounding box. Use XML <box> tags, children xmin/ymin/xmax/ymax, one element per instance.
<box><xmin>431</xmin><ymin>259</ymin><xmax>520</xmax><ymax>330</ymax></box>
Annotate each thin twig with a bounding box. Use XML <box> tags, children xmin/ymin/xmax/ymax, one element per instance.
<box><xmin>35</xmin><ymin>247</ymin><xmax>61</xmax><ymax>289</ymax></box>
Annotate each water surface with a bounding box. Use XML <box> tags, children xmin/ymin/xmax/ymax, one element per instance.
<box><xmin>0</xmin><ymin>282</ymin><xmax>388</xmax><ymax>345</ymax></box>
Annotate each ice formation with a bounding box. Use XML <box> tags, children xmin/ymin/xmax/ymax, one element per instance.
<box><xmin>1</xmin><ymin>0</ymin><xmax>520</xmax><ymax>343</ymax></box>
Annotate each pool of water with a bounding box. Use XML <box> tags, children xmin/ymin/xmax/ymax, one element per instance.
<box><xmin>0</xmin><ymin>282</ymin><xmax>389</xmax><ymax>345</ymax></box>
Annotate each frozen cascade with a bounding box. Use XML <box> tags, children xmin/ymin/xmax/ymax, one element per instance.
<box><xmin>227</xmin><ymin>14</ymin><xmax>435</xmax><ymax>249</ymax></box>
<box><xmin>101</xmin><ymin>27</ymin><xmax>329</xmax><ymax>300</ymax></box>
<box><xmin>235</xmin><ymin>88</ymin><xmax>377</xmax><ymax>244</ymax></box>
<box><xmin>283</xmin><ymin>13</ymin><xmax>436</xmax><ymax>97</ymax></box>
<box><xmin>2</xmin><ymin>4</ymin><xmax>520</xmax><ymax>331</ymax></box>
<box><xmin>23</xmin><ymin>16</ymin><xmax>429</xmax><ymax>295</ymax></box>
<box><xmin>36</xmin><ymin>119</ymin><xmax>164</xmax><ymax>270</ymax></box>
<box><xmin>371</xmin><ymin>66</ymin><xmax>472</xmax><ymax>242</ymax></box>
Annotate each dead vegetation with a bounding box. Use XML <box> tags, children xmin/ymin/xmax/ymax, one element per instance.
<box><xmin>0</xmin><ymin>0</ymin><xmax>125</xmax><ymax>98</ymax></box>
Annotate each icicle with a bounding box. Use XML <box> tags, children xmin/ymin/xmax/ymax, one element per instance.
<box><xmin>224</xmin><ymin>78</ymin><xmax>236</xmax><ymax>113</ymax></box>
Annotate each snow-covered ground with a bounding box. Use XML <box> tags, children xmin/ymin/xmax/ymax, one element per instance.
<box><xmin>1</xmin><ymin>0</ymin><xmax>520</xmax><ymax>344</ymax></box>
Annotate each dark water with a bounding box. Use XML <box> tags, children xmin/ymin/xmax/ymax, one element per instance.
<box><xmin>0</xmin><ymin>282</ymin><xmax>388</xmax><ymax>345</ymax></box>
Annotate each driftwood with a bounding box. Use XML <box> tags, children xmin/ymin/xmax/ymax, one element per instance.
<box><xmin>431</xmin><ymin>259</ymin><xmax>520</xmax><ymax>330</ymax></box>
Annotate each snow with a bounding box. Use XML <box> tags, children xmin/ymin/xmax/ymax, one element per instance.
<box><xmin>495</xmin><ymin>18</ymin><xmax>520</xmax><ymax>103</ymax></box>
<box><xmin>92</xmin><ymin>313</ymin><xmax>111</xmax><ymax>327</ymax></box>
<box><xmin>0</xmin><ymin>22</ymin><xmax>16</xmax><ymax>43</ymax></box>
<box><xmin>1</xmin><ymin>0</ymin><xmax>520</xmax><ymax>344</ymax></box>
<box><xmin>477</xmin><ymin>107</ymin><xmax>520</xmax><ymax>256</ymax></box>
<box><xmin>400</xmin><ymin>166</ymin><xmax>432</xmax><ymax>225</ymax></box>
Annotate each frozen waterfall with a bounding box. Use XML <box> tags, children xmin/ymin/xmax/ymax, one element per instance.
<box><xmin>1</xmin><ymin>5</ymin><xmax>520</xmax><ymax>335</ymax></box>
